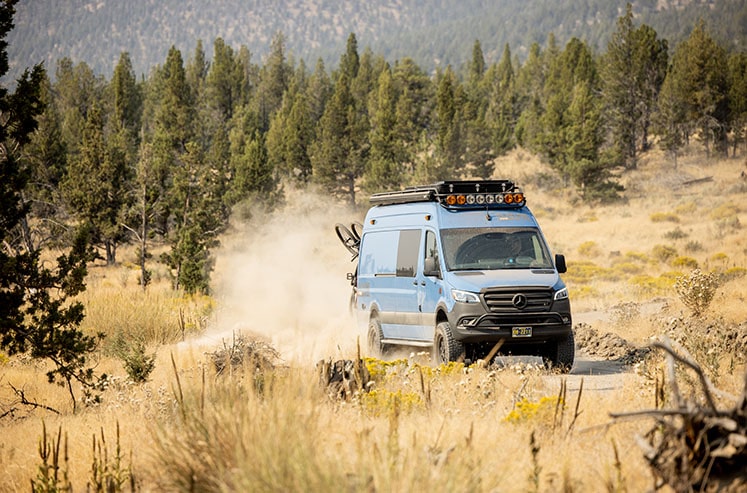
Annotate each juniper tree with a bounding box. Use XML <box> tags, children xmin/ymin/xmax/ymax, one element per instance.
<box><xmin>0</xmin><ymin>1</ymin><xmax>101</xmax><ymax>411</ymax></box>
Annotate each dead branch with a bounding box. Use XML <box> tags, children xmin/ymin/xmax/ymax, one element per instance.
<box><xmin>610</xmin><ymin>336</ymin><xmax>747</xmax><ymax>492</ymax></box>
<box><xmin>8</xmin><ymin>383</ymin><xmax>60</xmax><ymax>415</ymax></box>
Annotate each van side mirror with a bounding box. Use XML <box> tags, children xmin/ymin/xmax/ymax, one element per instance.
<box><xmin>423</xmin><ymin>257</ymin><xmax>441</xmax><ymax>278</ymax></box>
<box><xmin>555</xmin><ymin>254</ymin><xmax>567</xmax><ymax>274</ymax></box>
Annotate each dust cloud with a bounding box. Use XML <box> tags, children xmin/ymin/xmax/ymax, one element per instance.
<box><xmin>199</xmin><ymin>190</ymin><xmax>365</xmax><ymax>365</ymax></box>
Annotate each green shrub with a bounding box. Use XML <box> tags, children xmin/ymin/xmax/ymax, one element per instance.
<box><xmin>674</xmin><ymin>269</ymin><xmax>720</xmax><ymax>317</ymax></box>
<box><xmin>118</xmin><ymin>339</ymin><xmax>156</xmax><ymax>383</ymax></box>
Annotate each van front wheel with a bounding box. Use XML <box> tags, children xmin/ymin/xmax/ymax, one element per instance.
<box><xmin>433</xmin><ymin>322</ymin><xmax>465</xmax><ymax>365</ymax></box>
<box><xmin>545</xmin><ymin>331</ymin><xmax>575</xmax><ymax>373</ymax></box>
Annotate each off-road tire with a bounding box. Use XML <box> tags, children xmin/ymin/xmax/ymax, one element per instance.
<box><xmin>546</xmin><ymin>331</ymin><xmax>575</xmax><ymax>373</ymax></box>
<box><xmin>367</xmin><ymin>318</ymin><xmax>387</xmax><ymax>357</ymax></box>
<box><xmin>433</xmin><ymin>322</ymin><xmax>465</xmax><ymax>365</ymax></box>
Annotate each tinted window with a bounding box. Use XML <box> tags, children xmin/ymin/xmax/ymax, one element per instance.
<box><xmin>396</xmin><ymin>229</ymin><xmax>421</xmax><ymax>277</ymax></box>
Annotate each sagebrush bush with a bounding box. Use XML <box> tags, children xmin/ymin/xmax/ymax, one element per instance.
<box><xmin>671</xmin><ymin>256</ymin><xmax>698</xmax><ymax>269</ymax></box>
<box><xmin>650</xmin><ymin>212</ymin><xmax>680</xmax><ymax>223</ymax></box>
<box><xmin>652</xmin><ymin>244</ymin><xmax>677</xmax><ymax>263</ymax></box>
<box><xmin>577</xmin><ymin>241</ymin><xmax>601</xmax><ymax>257</ymax></box>
<box><xmin>675</xmin><ymin>269</ymin><xmax>720</xmax><ymax>317</ymax></box>
<box><xmin>664</xmin><ymin>227</ymin><xmax>688</xmax><ymax>240</ymax></box>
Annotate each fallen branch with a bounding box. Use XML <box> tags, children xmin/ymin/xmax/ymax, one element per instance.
<box><xmin>610</xmin><ymin>336</ymin><xmax>747</xmax><ymax>492</ymax></box>
<box><xmin>8</xmin><ymin>383</ymin><xmax>60</xmax><ymax>415</ymax></box>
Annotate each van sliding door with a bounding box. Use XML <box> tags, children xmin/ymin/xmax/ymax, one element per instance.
<box><xmin>393</xmin><ymin>229</ymin><xmax>422</xmax><ymax>340</ymax></box>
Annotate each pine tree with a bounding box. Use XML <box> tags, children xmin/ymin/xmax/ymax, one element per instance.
<box><xmin>110</xmin><ymin>52</ymin><xmax>141</xmax><ymax>141</ymax></box>
<box><xmin>63</xmin><ymin>104</ymin><xmax>130</xmax><ymax>264</ymax></box>
<box><xmin>307</xmin><ymin>57</ymin><xmax>332</xmax><ymax>124</ymax></box>
<box><xmin>149</xmin><ymin>46</ymin><xmax>195</xmax><ymax>235</ymax></box>
<box><xmin>566</xmin><ymin>80</ymin><xmax>620</xmax><ymax>201</ymax></box>
<box><xmin>267</xmin><ymin>78</ymin><xmax>313</xmax><ymax>184</ymax></box>
<box><xmin>24</xmin><ymin>72</ymin><xmax>68</xmax><ymax>244</ymax></box>
<box><xmin>462</xmin><ymin>40</ymin><xmax>492</xmax><ymax>176</ymax></box>
<box><xmin>186</xmin><ymin>39</ymin><xmax>209</xmax><ymax>98</ymax></box>
<box><xmin>655</xmin><ymin>69</ymin><xmax>688</xmax><ymax>168</ymax></box>
<box><xmin>311</xmin><ymin>35</ymin><xmax>370</xmax><ymax>205</ymax></box>
<box><xmin>660</xmin><ymin>22</ymin><xmax>729</xmax><ymax>157</ymax></box>
<box><xmin>254</xmin><ymin>32</ymin><xmax>290</xmax><ymax>131</ymax></box>
<box><xmin>727</xmin><ymin>52</ymin><xmax>747</xmax><ymax>156</ymax></box>
<box><xmin>53</xmin><ymin>58</ymin><xmax>104</xmax><ymax>162</ymax></box>
<box><xmin>163</xmin><ymin>141</ymin><xmax>228</xmax><ymax>294</ymax></box>
<box><xmin>486</xmin><ymin>44</ymin><xmax>517</xmax><ymax>158</ymax></box>
<box><xmin>515</xmin><ymin>42</ymin><xmax>546</xmax><ymax>151</ymax></box>
<box><xmin>392</xmin><ymin>57</ymin><xmax>432</xmax><ymax>149</ymax></box>
<box><xmin>435</xmin><ymin>66</ymin><xmax>464</xmax><ymax>175</ymax></box>
<box><xmin>311</xmin><ymin>71</ymin><xmax>357</xmax><ymax>203</ymax></box>
<box><xmin>364</xmin><ymin>67</ymin><xmax>403</xmax><ymax>193</ymax></box>
<box><xmin>601</xmin><ymin>4</ymin><xmax>667</xmax><ymax>169</ymax></box>
<box><xmin>205</xmin><ymin>37</ymin><xmax>242</xmax><ymax>122</ymax></box>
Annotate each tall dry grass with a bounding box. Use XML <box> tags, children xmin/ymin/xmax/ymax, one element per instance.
<box><xmin>1</xmin><ymin>150</ymin><xmax>746</xmax><ymax>491</ymax></box>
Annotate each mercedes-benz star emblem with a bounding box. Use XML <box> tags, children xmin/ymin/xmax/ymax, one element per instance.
<box><xmin>512</xmin><ymin>293</ymin><xmax>528</xmax><ymax>309</ymax></box>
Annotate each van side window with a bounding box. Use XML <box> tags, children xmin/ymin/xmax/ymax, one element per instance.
<box><xmin>396</xmin><ymin>229</ymin><xmax>421</xmax><ymax>277</ymax></box>
<box><xmin>359</xmin><ymin>231</ymin><xmax>397</xmax><ymax>276</ymax></box>
<box><xmin>425</xmin><ymin>230</ymin><xmax>438</xmax><ymax>264</ymax></box>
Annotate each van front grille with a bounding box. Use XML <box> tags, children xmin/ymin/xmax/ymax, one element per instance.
<box><xmin>482</xmin><ymin>287</ymin><xmax>553</xmax><ymax>313</ymax></box>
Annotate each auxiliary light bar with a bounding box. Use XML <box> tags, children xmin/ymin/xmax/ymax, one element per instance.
<box><xmin>442</xmin><ymin>192</ymin><xmax>525</xmax><ymax>208</ymax></box>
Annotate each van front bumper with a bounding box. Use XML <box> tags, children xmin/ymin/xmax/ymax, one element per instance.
<box><xmin>447</xmin><ymin>298</ymin><xmax>572</xmax><ymax>344</ymax></box>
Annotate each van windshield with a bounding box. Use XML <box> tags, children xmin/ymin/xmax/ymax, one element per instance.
<box><xmin>440</xmin><ymin>227</ymin><xmax>554</xmax><ymax>271</ymax></box>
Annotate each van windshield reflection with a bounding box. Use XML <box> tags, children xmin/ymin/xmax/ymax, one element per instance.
<box><xmin>440</xmin><ymin>228</ymin><xmax>553</xmax><ymax>271</ymax></box>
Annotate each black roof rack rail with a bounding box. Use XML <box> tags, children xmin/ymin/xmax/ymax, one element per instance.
<box><xmin>370</xmin><ymin>180</ymin><xmax>520</xmax><ymax>207</ymax></box>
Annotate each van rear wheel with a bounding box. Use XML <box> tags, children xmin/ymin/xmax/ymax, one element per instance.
<box><xmin>367</xmin><ymin>318</ymin><xmax>387</xmax><ymax>357</ymax></box>
<box><xmin>433</xmin><ymin>322</ymin><xmax>465</xmax><ymax>365</ymax></box>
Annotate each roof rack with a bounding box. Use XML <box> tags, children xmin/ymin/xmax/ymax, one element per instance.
<box><xmin>370</xmin><ymin>180</ymin><xmax>525</xmax><ymax>208</ymax></box>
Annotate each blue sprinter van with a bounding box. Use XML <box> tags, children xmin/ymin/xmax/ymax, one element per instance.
<box><xmin>336</xmin><ymin>180</ymin><xmax>574</xmax><ymax>371</ymax></box>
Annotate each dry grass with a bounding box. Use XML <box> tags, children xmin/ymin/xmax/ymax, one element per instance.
<box><xmin>1</xmin><ymin>149</ymin><xmax>746</xmax><ymax>491</ymax></box>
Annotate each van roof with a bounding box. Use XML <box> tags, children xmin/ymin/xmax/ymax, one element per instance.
<box><xmin>365</xmin><ymin>200</ymin><xmax>539</xmax><ymax>230</ymax></box>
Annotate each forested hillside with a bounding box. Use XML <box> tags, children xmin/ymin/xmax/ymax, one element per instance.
<box><xmin>5</xmin><ymin>0</ymin><xmax>747</xmax><ymax>83</ymax></box>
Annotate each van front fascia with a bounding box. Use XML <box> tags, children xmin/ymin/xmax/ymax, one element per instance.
<box><xmin>446</xmin><ymin>287</ymin><xmax>572</xmax><ymax>344</ymax></box>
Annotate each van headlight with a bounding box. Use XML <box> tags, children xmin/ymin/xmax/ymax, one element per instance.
<box><xmin>452</xmin><ymin>289</ymin><xmax>480</xmax><ymax>303</ymax></box>
<box><xmin>554</xmin><ymin>287</ymin><xmax>569</xmax><ymax>300</ymax></box>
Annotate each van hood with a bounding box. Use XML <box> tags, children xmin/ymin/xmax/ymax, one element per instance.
<box><xmin>446</xmin><ymin>269</ymin><xmax>560</xmax><ymax>291</ymax></box>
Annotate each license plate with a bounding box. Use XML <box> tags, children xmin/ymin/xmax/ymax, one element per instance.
<box><xmin>511</xmin><ymin>327</ymin><xmax>532</xmax><ymax>338</ymax></box>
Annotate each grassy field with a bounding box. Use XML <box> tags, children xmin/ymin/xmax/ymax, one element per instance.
<box><xmin>1</xmin><ymin>148</ymin><xmax>745</xmax><ymax>492</ymax></box>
